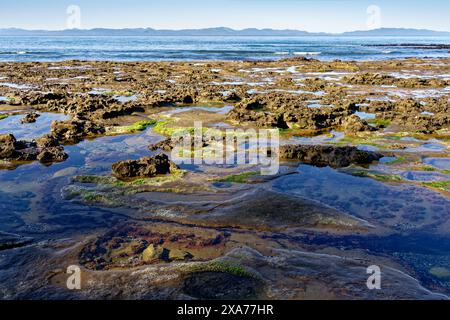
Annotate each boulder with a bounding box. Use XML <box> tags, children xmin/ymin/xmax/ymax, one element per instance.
<box><xmin>51</xmin><ymin>119</ymin><xmax>105</xmax><ymax>143</ymax></box>
<box><xmin>112</xmin><ymin>153</ymin><xmax>178</xmax><ymax>179</ymax></box>
<box><xmin>340</xmin><ymin>115</ymin><xmax>375</xmax><ymax>133</ymax></box>
<box><xmin>36</xmin><ymin>134</ymin><xmax>60</xmax><ymax>148</ymax></box>
<box><xmin>0</xmin><ymin>133</ymin><xmax>68</xmax><ymax>164</ymax></box>
<box><xmin>0</xmin><ymin>134</ymin><xmax>17</xmax><ymax>159</ymax></box>
<box><xmin>142</xmin><ymin>244</ymin><xmax>164</xmax><ymax>262</ymax></box>
<box><xmin>148</xmin><ymin>138</ymin><xmax>176</xmax><ymax>152</ymax></box>
<box><xmin>280</xmin><ymin>144</ymin><xmax>383</xmax><ymax>168</ymax></box>
<box><xmin>37</xmin><ymin>146</ymin><xmax>68</xmax><ymax>163</ymax></box>
<box><xmin>21</xmin><ymin>112</ymin><xmax>40</xmax><ymax>124</ymax></box>
<box><xmin>168</xmin><ymin>248</ymin><xmax>193</xmax><ymax>261</ymax></box>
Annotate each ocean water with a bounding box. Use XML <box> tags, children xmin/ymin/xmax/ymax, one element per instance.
<box><xmin>1</xmin><ymin>36</ymin><xmax>450</xmax><ymax>62</ymax></box>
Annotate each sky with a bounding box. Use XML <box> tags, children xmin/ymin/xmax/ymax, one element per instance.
<box><xmin>0</xmin><ymin>0</ymin><xmax>449</xmax><ymax>33</ymax></box>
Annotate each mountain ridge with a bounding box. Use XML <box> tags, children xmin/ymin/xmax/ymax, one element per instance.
<box><xmin>1</xmin><ymin>27</ymin><xmax>450</xmax><ymax>36</ymax></box>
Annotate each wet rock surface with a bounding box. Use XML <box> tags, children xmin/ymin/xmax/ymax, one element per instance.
<box><xmin>79</xmin><ymin>223</ymin><xmax>230</xmax><ymax>270</ymax></box>
<box><xmin>0</xmin><ymin>231</ymin><xmax>33</xmax><ymax>251</ymax></box>
<box><xmin>0</xmin><ymin>58</ymin><xmax>450</xmax><ymax>300</ymax></box>
<box><xmin>50</xmin><ymin>119</ymin><xmax>105</xmax><ymax>144</ymax></box>
<box><xmin>21</xmin><ymin>112</ymin><xmax>40</xmax><ymax>124</ymax></box>
<box><xmin>0</xmin><ymin>133</ymin><xmax>67</xmax><ymax>164</ymax></box>
<box><xmin>280</xmin><ymin>144</ymin><xmax>383</xmax><ymax>168</ymax></box>
<box><xmin>182</xmin><ymin>271</ymin><xmax>263</xmax><ymax>300</ymax></box>
<box><xmin>112</xmin><ymin>153</ymin><xmax>178</xmax><ymax>179</ymax></box>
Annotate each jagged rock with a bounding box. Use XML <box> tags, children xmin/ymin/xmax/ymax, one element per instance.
<box><xmin>112</xmin><ymin>153</ymin><xmax>178</xmax><ymax>179</ymax></box>
<box><xmin>21</xmin><ymin>112</ymin><xmax>40</xmax><ymax>124</ymax></box>
<box><xmin>37</xmin><ymin>146</ymin><xmax>68</xmax><ymax>163</ymax></box>
<box><xmin>344</xmin><ymin>72</ymin><xmax>449</xmax><ymax>88</ymax></box>
<box><xmin>168</xmin><ymin>248</ymin><xmax>193</xmax><ymax>261</ymax></box>
<box><xmin>0</xmin><ymin>133</ymin><xmax>67</xmax><ymax>164</ymax></box>
<box><xmin>51</xmin><ymin>119</ymin><xmax>105</xmax><ymax>143</ymax></box>
<box><xmin>36</xmin><ymin>134</ymin><xmax>60</xmax><ymax>148</ymax></box>
<box><xmin>340</xmin><ymin>115</ymin><xmax>375</xmax><ymax>133</ymax></box>
<box><xmin>0</xmin><ymin>134</ymin><xmax>39</xmax><ymax>161</ymax></box>
<box><xmin>280</xmin><ymin>144</ymin><xmax>383</xmax><ymax>168</ymax></box>
<box><xmin>222</xmin><ymin>91</ymin><xmax>242</xmax><ymax>102</ymax></box>
<box><xmin>148</xmin><ymin>138</ymin><xmax>176</xmax><ymax>152</ymax></box>
<box><xmin>0</xmin><ymin>134</ymin><xmax>17</xmax><ymax>159</ymax></box>
<box><xmin>97</xmin><ymin>103</ymin><xmax>145</xmax><ymax>119</ymax></box>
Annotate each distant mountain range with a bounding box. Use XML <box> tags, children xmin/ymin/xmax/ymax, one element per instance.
<box><xmin>1</xmin><ymin>27</ymin><xmax>450</xmax><ymax>37</ymax></box>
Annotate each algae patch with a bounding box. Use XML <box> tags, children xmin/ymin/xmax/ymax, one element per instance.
<box><xmin>107</xmin><ymin>119</ymin><xmax>157</xmax><ymax>135</ymax></box>
<box><xmin>218</xmin><ymin>171</ymin><xmax>260</xmax><ymax>184</ymax></box>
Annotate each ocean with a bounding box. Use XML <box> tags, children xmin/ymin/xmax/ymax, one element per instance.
<box><xmin>1</xmin><ymin>36</ymin><xmax>450</xmax><ymax>62</ymax></box>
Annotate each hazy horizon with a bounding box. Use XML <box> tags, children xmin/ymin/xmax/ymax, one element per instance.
<box><xmin>1</xmin><ymin>0</ymin><xmax>450</xmax><ymax>33</ymax></box>
<box><xmin>2</xmin><ymin>26</ymin><xmax>450</xmax><ymax>33</ymax></box>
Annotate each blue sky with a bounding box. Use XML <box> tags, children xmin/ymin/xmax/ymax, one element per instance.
<box><xmin>0</xmin><ymin>0</ymin><xmax>449</xmax><ymax>32</ymax></box>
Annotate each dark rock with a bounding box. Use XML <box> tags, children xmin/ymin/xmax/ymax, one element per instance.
<box><xmin>98</xmin><ymin>104</ymin><xmax>145</xmax><ymax>119</ymax></box>
<box><xmin>0</xmin><ymin>231</ymin><xmax>33</xmax><ymax>251</ymax></box>
<box><xmin>51</xmin><ymin>119</ymin><xmax>105</xmax><ymax>143</ymax></box>
<box><xmin>0</xmin><ymin>133</ymin><xmax>67</xmax><ymax>164</ymax></box>
<box><xmin>182</xmin><ymin>271</ymin><xmax>263</xmax><ymax>300</ymax></box>
<box><xmin>340</xmin><ymin>115</ymin><xmax>375</xmax><ymax>133</ymax></box>
<box><xmin>0</xmin><ymin>134</ymin><xmax>17</xmax><ymax>159</ymax></box>
<box><xmin>21</xmin><ymin>112</ymin><xmax>40</xmax><ymax>124</ymax></box>
<box><xmin>182</xmin><ymin>95</ymin><xmax>194</xmax><ymax>104</ymax></box>
<box><xmin>280</xmin><ymin>144</ymin><xmax>383</xmax><ymax>168</ymax></box>
<box><xmin>148</xmin><ymin>138</ymin><xmax>176</xmax><ymax>152</ymax></box>
<box><xmin>36</xmin><ymin>134</ymin><xmax>60</xmax><ymax>148</ymax></box>
<box><xmin>222</xmin><ymin>91</ymin><xmax>242</xmax><ymax>102</ymax></box>
<box><xmin>37</xmin><ymin>146</ymin><xmax>68</xmax><ymax>163</ymax></box>
<box><xmin>112</xmin><ymin>153</ymin><xmax>178</xmax><ymax>179</ymax></box>
<box><xmin>149</xmin><ymin>136</ymin><xmax>212</xmax><ymax>152</ymax></box>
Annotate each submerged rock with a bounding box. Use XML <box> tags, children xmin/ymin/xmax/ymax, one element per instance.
<box><xmin>0</xmin><ymin>231</ymin><xmax>33</xmax><ymax>251</ymax></box>
<box><xmin>79</xmin><ymin>223</ymin><xmax>228</xmax><ymax>270</ymax></box>
<box><xmin>280</xmin><ymin>144</ymin><xmax>382</xmax><ymax>168</ymax></box>
<box><xmin>112</xmin><ymin>153</ymin><xmax>178</xmax><ymax>179</ymax></box>
<box><xmin>182</xmin><ymin>271</ymin><xmax>263</xmax><ymax>300</ymax></box>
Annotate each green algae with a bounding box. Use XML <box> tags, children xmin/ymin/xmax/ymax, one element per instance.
<box><xmin>219</xmin><ymin>171</ymin><xmax>259</xmax><ymax>183</ymax></box>
<box><xmin>0</xmin><ymin>114</ymin><xmax>8</xmax><ymax>120</ymax></box>
<box><xmin>368</xmin><ymin>119</ymin><xmax>391</xmax><ymax>128</ymax></box>
<box><xmin>82</xmin><ymin>192</ymin><xmax>117</xmax><ymax>206</ymax></box>
<box><xmin>384</xmin><ymin>156</ymin><xmax>406</xmax><ymax>165</ymax></box>
<box><xmin>349</xmin><ymin>170</ymin><xmax>403</xmax><ymax>183</ymax></box>
<box><xmin>421</xmin><ymin>180</ymin><xmax>450</xmax><ymax>191</ymax></box>
<box><xmin>186</xmin><ymin>260</ymin><xmax>256</xmax><ymax>279</ymax></box>
<box><xmin>63</xmin><ymin>186</ymin><xmax>120</xmax><ymax>207</ymax></box>
<box><xmin>152</xmin><ymin>120</ymin><xmax>271</xmax><ymax>142</ymax></box>
<box><xmin>74</xmin><ymin>169</ymin><xmax>185</xmax><ymax>188</ymax></box>
<box><xmin>104</xmin><ymin>90</ymin><xmax>134</xmax><ymax>96</ymax></box>
<box><xmin>107</xmin><ymin>119</ymin><xmax>157</xmax><ymax>135</ymax></box>
<box><xmin>152</xmin><ymin>120</ymin><xmax>195</xmax><ymax>136</ymax></box>
<box><xmin>73</xmin><ymin>175</ymin><xmax>117</xmax><ymax>184</ymax></box>
<box><xmin>429</xmin><ymin>267</ymin><xmax>450</xmax><ymax>279</ymax></box>
<box><xmin>419</xmin><ymin>166</ymin><xmax>437</xmax><ymax>172</ymax></box>
<box><xmin>332</xmin><ymin>135</ymin><xmax>382</xmax><ymax>148</ymax></box>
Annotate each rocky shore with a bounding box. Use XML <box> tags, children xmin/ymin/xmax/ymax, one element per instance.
<box><xmin>0</xmin><ymin>57</ymin><xmax>449</xmax><ymax>300</ymax></box>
